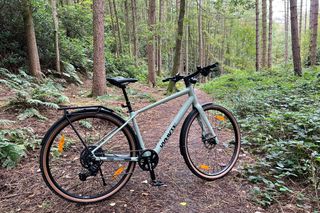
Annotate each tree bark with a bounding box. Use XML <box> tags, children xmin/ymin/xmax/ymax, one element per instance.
<box><xmin>267</xmin><ymin>0</ymin><xmax>273</xmax><ymax>69</ymax></box>
<box><xmin>256</xmin><ymin>0</ymin><xmax>260</xmax><ymax>71</ymax></box>
<box><xmin>131</xmin><ymin>0</ymin><xmax>138</xmax><ymax>64</ymax></box>
<box><xmin>304</xmin><ymin>0</ymin><xmax>308</xmax><ymax>33</ymax></box>
<box><xmin>309</xmin><ymin>0</ymin><xmax>319</xmax><ymax>66</ymax></box>
<box><xmin>198</xmin><ymin>0</ymin><xmax>204</xmax><ymax>67</ymax></box>
<box><xmin>108</xmin><ymin>0</ymin><xmax>119</xmax><ymax>56</ymax></box>
<box><xmin>157</xmin><ymin>0</ymin><xmax>164</xmax><ymax>76</ymax></box>
<box><xmin>49</xmin><ymin>0</ymin><xmax>61</xmax><ymax>74</ymax></box>
<box><xmin>262</xmin><ymin>0</ymin><xmax>267</xmax><ymax>68</ymax></box>
<box><xmin>147</xmin><ymin>0</ymin><xmax>156</xmax><ymax>87</ymax></box>
<box><xmin>21</xmin><ymin>0</ymin><xmax>42</xmax><ymax>79</ymax></box>
<box><xmin>185</xmin><ymin>0</ymin><xmax>189</xmax><ymax>75</ymax></box>
<box><xmin>92</xmin><ymin>0</ymin><xmax>106</xmax><ymax>96</ymax></box>
<box><xmin>113</xmin><ymin>0</ymin><xmax>122</xmax><ymax>54</ymax></box>
<box><xmin>285</xmin><ymin>0</ymin><xmax>289</xmax><ymax>65</ymax></box>
<box><xmin>299</xmin><ymin>0</ymin><xmax>303</xmax><ymax>40</ymax></box>
<box><xmin>290</xmin><ymin>0</ymin><xmax>302</xmax><ymax>76</ymax></box>
<box><xmin>167</xmin><ymin>0</ymin><xmax>185</xmax><ymax>93</ymax></box>
<box><xmin>124</xmin><ymin>0</ymin><xmax>132</xmax><ymax>56</ymax></box>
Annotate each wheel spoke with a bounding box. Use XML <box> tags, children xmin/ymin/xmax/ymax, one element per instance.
<box><xmin>41</xmin><ymin>112</ymin><xmax>136</xmax><ymax>202</ymax></box>
<box><xmin>181</xmin><ymin>105</ymin><xmax>240</xmax><ymax>179</ymax></box>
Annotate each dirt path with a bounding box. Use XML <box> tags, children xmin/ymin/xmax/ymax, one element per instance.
<box><xmin>0</xmin><ymin>82</ymin><xmax>260</xmax><ymax>213</ymax></box>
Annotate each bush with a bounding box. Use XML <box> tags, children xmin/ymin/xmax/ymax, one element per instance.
<box><xmin>202</xmin><ymin>67</ymin><xmax>320</xmax><ymax>207</ymax></box>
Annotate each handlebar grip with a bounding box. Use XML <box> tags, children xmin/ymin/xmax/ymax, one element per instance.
<box><xmin>206</xmin><ymin>62</ymin><xmax>219</xmax><ymax>69</ymax></box>
<box><xmin>162</xmin><ymin>78</ymin><xmax>170</xmax><ymax>82</ymax></box>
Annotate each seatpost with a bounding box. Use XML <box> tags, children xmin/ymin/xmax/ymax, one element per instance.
<box><xmin>121</xmin><ymin>86</ymin><xmax>133</xmax><ymax>112</ymax></box>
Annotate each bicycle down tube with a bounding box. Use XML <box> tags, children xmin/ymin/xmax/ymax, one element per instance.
<box><xmin>92</xmin><ymin>85</ymin><xmax>217</xmax><ymax>161</ymax></box>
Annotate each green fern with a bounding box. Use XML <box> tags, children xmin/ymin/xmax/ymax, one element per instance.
<box><xmin>62</xmin><ymin>62</ymin><xmax>83</xmax><ymax>85</ymax></box>
<box><xmin>27</xmin><ymin>99</ymin><xmax>59</xmax><ymax>109</ymax></box>
<box><xmin>0</xmin><ymin>119</ymin><xmax>16</xmax><ymax>127</ymax></box>
<box><xmin>0</xmin><ymin>127</ymin><xmax>39</xmax><ymax>168</ymax></box>
<box><xmin>5</xmin><ymin>73</ymin><xmax>69</xmax><ymax>112</ymax></box>
<box><xmin>79</xmin><ymin>120</ymin><xmax>92</xmax><ymax>129</ymax></box>
<box><xmin>17</xmin><ymin>108</ymin><xmax>47</xmax><ymax>121</ymax></box>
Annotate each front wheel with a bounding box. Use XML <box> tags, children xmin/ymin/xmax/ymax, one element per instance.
<box><xmin>180</xmin><ymin>104</ymin><xmax>241</xmax><ymax>180</ymax></box>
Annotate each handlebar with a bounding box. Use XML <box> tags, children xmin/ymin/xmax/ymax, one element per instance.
<box><xmin>162</xmin><ymin>73</ymin><xmax>184</xmax><ymax>83</ymax></box>
<box><xmin>162</xmin><ymin>63</ymin><xmax>219</xmax><ymax>84</ymax></box>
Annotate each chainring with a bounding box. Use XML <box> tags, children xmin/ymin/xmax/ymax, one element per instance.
<box><xmin>138</xmin><ymin>149</ymin><xmax>159</xmax><ymax>171</ymax></box>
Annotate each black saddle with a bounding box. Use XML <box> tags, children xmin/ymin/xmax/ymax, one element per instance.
<box><xmin>107</xmin><ymin>77</ymin><xmax>138</xmax><ymax>88</ymax></box>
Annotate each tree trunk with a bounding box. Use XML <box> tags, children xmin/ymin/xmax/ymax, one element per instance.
<box><xmin>21</xmin><ymin>0</ymin><xmax>42</xmax><ymax>79</ymax></box>
<box><xmin>299</xmin><ymin>0</ymin><xmax>303</xmax><ymax>40</ymax></box>
<box><xmin>309</xmin><ymin>0</ymin><xmax>319</xmax><ymax>66</ymax></box>
<box><xmin>290</xmin><ymin>0</ymin><xmax>302</xmax><ymax>76</ymax></box>
<box><xmin>147</xmin><ymin>0</ymin><xmax>156</xmax><ymax>87</ymax></box>
<box><xmin>185</xmin><ymin>0</ymin><xmax>189</xmax><ymax>75</ymax></box>
<box><xmin>285</xmin><ymin>0</ymin><xmax>289</xmax><ymax>64</ymax></box>
<box><xmin>267</xmin><ymin>0</ymin><xmax>273</xmax><ymax>69</ymax></box>
<box><xmin>262</xmin><ymin>0</ymin><xmax>267</xmax><ymax>68</ymax></box>
<box><xmin>124</xmin><ymin>0</ymin><xmax>132</xmax><ymax>56</ymax></box>
<box><xmin>113</xmin><ymin>0</ymin><xmax>122</xmax><ymax>54</ymax></box>
<box><xmin>256</xmin><ymin>0</ymin><xmax>260</xmax><ymax>71</ymax></box>
<box><xmin>92</xmin><ymin>0</ymin><xmax>106</xmax><ymax>96</ymax></box>
<box><xmin>304</xmin><ymin>0</ymin><xmax>308</xmax><ymax>33</ymax></box>
<box><xmin>49</xmin><ymin>0</ymin><xmax>61</xmax><ymax>74</ymax></box>
<box><xmin>198</xmin><ymin>0</ymin><xmax>204</xmax><ymax>67</ymax></box>
<box><xmin>167</xmin><ymin>0</ymin><xmax>185</xmax><ymax>93</ymax></box>
<box><xmin>157</xmin><ymin>0</ymin><xmax>164</xmax><ymax>76</ymax></box>
<box><xmin>131</xmin><ymin>0</ymin><xmax>138</xmax><ymax>64</ymax></box>
<box><xmin>108</xmin><ymin>0</ymin><xmax>119</xmax><ymax>56</ymax></box>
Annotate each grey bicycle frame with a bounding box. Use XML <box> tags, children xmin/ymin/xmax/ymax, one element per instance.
<box><xmin>92</xmin><ymin>85</ymin><xmax>217</xmax><ymax>162</ymax></box>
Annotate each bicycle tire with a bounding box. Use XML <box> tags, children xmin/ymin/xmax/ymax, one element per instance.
<box><xmin>40</xmin><ymin>110</ymin><xmax>137</xmax><ymax>203</ymax></box>
<box><xmin>180</xmin><ymin>103</ymin><xmax>241</xmax><ymax>180</ymax></box>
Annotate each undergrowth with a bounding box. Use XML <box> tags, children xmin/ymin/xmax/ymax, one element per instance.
<box><xmin>0</xmin><ymin>68</ymin><xmax>69</xmax><ymax>120</ymax></box>
<box><xmin>201</xmin><ymin>66</ymin><xmax>320</xmax><ymax>210</ymax></box>
<box><xmin>0</xmin><ymin>122</ymin><xmax>39</xmax><ymax>168</ymax></box>
<box><xmin>0</xmin><ymin>68</ymin><xmax>68</xmax><ymax>167</ymax></box>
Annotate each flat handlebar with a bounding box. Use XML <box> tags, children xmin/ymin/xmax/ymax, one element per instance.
<box><xmin>162</xmin><ymin>62</ymin><xmax>219</xmax><ymax>84</ymax></box>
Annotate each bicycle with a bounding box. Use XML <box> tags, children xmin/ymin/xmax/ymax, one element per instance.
<box><xmin>40</xmin><ymin>63</ymin><xmax>241</xmax><ymax>203</ymax></box>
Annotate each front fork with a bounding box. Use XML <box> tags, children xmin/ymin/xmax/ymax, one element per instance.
<box><xmin>195</xmin><ymin>104</ymin><xmax>219</xmax><ymax>143</ymax></box>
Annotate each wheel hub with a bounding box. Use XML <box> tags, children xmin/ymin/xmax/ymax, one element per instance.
<box><xmin>202</xmin><ymin>133</ymin><xmax>217</xmax><ymax>149</ymax></box>
<box><xmin>79</xmin><ymin>146</ymin><xmax>104</xmax><ymax>181</ymax></box>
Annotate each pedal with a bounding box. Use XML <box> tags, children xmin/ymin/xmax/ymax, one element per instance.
<box><xmin>151</xmin><ymin>180</ymin><xmax>165</xmax><ymax>187</ymax></box>
<box><xmin>149</xmin><ymin>166</ymin><xmax>165</xmax><ymax>186</ymax></box>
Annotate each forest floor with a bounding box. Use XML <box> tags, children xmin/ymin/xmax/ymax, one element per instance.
<box><xmin>0</xmin><ymin>80</ymin><xmax>294</xmax><ymax>213</ymax></box>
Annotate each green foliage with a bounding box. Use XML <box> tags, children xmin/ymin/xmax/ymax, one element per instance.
<box><xmin>0</xmin><ymin>128</ymin><xmax>39</xmax><ymax>168</ymax></box>
<box><xmin>59</xmin><ymin>35</ymin><xmax>93</xmax><ymax>72</ymax></box>
<box><xmin>202</xmin><ymin>67</ymin><xmax>320</xmax><ymax>207</ymax></box>
<box><xmin>0</xmin><ymin>68</ymin><xmax>69</xmax><ymax>118</ymax></box>
<box><xmin>17</xmin><ymin>108</ymin><xmax>47</xmax><ymax>121</ymax></box>
<box><xmin>61</xmin><ymin>62</ymin><xmax>83</xmax><ymax>85</ymax></box>
<box><xmin>9</xmin><ymin>80</ymin><xmax>69</xmax><ymax>110</ymax></box>
<box><xmin>0</xmin><ymin>119</ymin><xmax>16</xmax><ymax>127</ymax></box>
<box><xmin>106</xmin><ymin>54</ymin><xmax>147</xmax><ymax>79</ymax></box>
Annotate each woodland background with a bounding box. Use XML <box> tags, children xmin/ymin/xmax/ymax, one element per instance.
<box><xmin>0</xmin><ymin>0</ymin><xmax>319</xmax><ymax>211</ymax></box>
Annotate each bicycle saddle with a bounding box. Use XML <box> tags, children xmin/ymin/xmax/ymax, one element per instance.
<box><xmin>107</xmin><ymin>77</ymin><xmax>138</xmax><ymax>88</ymax></box>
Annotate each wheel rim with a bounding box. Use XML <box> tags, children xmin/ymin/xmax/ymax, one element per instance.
<box><xmin>185</xmin><ymin>107</ymin><xmax>240</xmax><ymax>177</ymax></box>
<box><xmin>43</xmin><ymin>113</ymin><xmax>135</xmax><ymax>201</ymax></box>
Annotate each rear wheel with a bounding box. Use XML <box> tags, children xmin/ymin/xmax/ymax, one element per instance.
<box><xmin>40</xmin><ymin>111</ymin><xmax>137</xmax><ymax>203</ymax></box>
<box><xmin>180</xmin><ymin>104</ymin><xmax>241</xmax><ymax>180</ymax></box>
